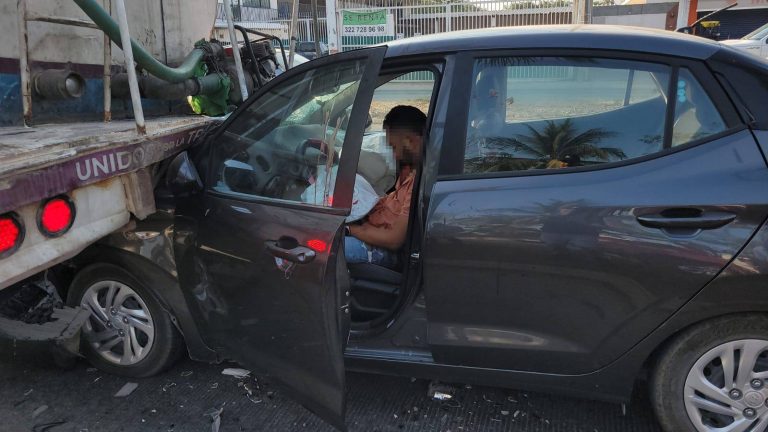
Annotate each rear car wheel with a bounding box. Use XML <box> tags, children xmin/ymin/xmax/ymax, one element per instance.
<box><xmin>651</xmin><ymin>315</ymin><xmax>768</xmax><ymax>432</ymax></box>
<box><xmin>68</xmin><ymin>263</ymin><xmax>183</xmax><ymax>377</ymax></box>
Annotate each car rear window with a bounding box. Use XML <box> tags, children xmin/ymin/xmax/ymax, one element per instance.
<box><xmin>463</xmin><ymin>56</ymin><xmax>727</xmax><ymax>175</ymax></box>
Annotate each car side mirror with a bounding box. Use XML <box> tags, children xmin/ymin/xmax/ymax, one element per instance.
<box><xmin>676</xmin><ymin>26</ymin><xmax>693</xmax><ymax>34</ymax></box>
<box><xmin>166</xmin><ymin>151</ymin><xmax>203</xmax><ymax>197</ymax></box>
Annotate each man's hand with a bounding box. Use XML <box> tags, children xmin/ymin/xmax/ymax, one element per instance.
<box><xmin>348</xmin><ymin>213</ymin><xmax>409</xmax><ymax>251</ymax></box>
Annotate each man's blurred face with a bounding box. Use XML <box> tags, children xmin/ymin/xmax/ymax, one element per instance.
<box><xmin>385</xmin><ymin>126</ymin><xmax>423</xmax><ymax>166</ymax></box>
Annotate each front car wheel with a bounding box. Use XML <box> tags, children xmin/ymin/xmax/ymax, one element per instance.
<box><xmin>80</xmin><ymin>279</ymin><xmax>156</xmax><ymax>366</ymax></box>
<box><xmin>68</xmin><ymin>263</ymin><xmax>183</xmax><ymax>377</ymax></box>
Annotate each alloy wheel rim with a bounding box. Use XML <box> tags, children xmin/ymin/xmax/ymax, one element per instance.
<box><xmin>80</xmin><ymin>280</ymin><xmax>155</xmax><ymax>366</ymax></box>
<box><xmin>684</xmin><ymin>339</ymin><xmax>768</xmax><ymax>432</ymax></box>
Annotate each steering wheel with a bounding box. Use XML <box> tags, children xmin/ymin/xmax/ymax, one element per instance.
<box><xmin>239</xmin><ymin>145</ymin><xmax>280</xmax><ymax>197</ymax></box>
<box><xmin>296</xmin><ymin>138</ymin><xmax>339</xmax><ymax>179</ymax></box>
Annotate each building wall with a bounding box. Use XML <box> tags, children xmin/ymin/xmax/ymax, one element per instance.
<box><xmin>698</xmin><ymin>0</ymin><xmax>768</xmax><ymax>11</ymax></box>
<box><xmin>0</xmin><ymin>0</ymin><xmax>216</xmax><ymax>126</ymax></box>
<box><xmin>0</xmin><ymin>0</ymin><xmax>216</xmax><ymax>66</ymax></box>
<box><xmin>593</xmin><ymin>3</ymin><xmax>679</xmax><ymax>30</ymax></box>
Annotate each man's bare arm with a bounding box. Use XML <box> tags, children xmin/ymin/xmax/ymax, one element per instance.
<box><xmin>348</xmin><ymin>213</ymin><xmax>409</xmax><ymax>251</ymax></box>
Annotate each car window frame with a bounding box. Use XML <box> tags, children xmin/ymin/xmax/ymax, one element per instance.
<box><xmin>437</xmin><ymin>49</ymin><xmax>745</xmax><ymax>180</ymax></box>
<box><xmin>202</xmin><ymin>47</ymin><xmax>386</xmax><ymax>215</ymax></box>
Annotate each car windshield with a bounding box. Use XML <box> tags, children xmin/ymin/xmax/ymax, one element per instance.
<box><xmin>743</xmin><ymin>23</ymin><xmax>768</xmax><ymax>40</ymax></box>
<box><xmin>285</xmin><ymin>82</ymin><xmax>358</xmax><ymax>130</ymax></box>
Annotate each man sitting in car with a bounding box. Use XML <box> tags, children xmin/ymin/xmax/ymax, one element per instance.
<box><xmin>345</xmin><ymin>105</ymin><xmax>427</xmax><ymax>268</ymax></box>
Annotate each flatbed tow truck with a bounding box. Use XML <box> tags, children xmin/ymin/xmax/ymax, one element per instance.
<box><xmin>0</xmin><ymin>0</ymin><xmax>284</xmax><ymax>344</ymax></box>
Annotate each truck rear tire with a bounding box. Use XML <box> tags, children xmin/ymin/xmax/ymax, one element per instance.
<box><xmin>68</xmin><ymin>263</ymin><xmax>184</xmax><ymax>377</ymax></box>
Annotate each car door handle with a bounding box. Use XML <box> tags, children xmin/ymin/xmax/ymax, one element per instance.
<box><xmin>265</xmin><ymin>241</ymin><xmax>316</xmax><ymax>264</ymax></box>
<box><xmin>636</xmin><ymin>210</ymin><xmax>737</xmax><ymax>230</ymax></box>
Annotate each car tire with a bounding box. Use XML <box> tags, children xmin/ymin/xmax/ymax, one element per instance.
<box><xmin>68</xmin><ymin>263</ymin><xmax>184</xmax><ymax>378</ymax></box>
<box><xmin>651</xmin><ymin>314</ymin><xmax>768</xmax><ymax>432</ymax></box>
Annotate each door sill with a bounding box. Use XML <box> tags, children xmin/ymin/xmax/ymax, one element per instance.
<box><xmin>344</xmin><ymin>346</ymin><xmax>434</xmax><ymax>363</ymax></box>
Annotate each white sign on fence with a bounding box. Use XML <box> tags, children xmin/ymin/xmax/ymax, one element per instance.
<box><xmin>342</xmin><ymin>10</ymin><xmax>394</xmax><ymax>36</ymax></box>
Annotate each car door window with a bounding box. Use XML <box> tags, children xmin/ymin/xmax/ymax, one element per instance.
<box><xmin>464</xmin><ymin>57</ymin><xmax>675</xmax><ymax>174</ymax></box>
<box><xmin>369</xmin><ymin>72</ymin><xmax>435</xmax><ymax>131</ymax></box>
<box><xmin>360</xmin><ymin>70</ymin><xmax>437</xmax><ymax>194</ymax></box>
<box><xmin>212</xmin><ymin>59</ymin><xmax>367</xmax><ymax>206</ymax></box>
<box><xmin>672</xmin><ymin>68</ymin><xmax>727</xmax><ymax>146</ymax></box>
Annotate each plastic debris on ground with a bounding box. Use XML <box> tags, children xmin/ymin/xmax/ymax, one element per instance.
<box><xmin>31</xmin><ymin>420</ymin><xmax>67</xmax><ymax>432</ymax></box>
<box><xmin>428</xmin><ymin>381</ymin><xmax>455</xmax><ymax>401</ymax></box>
<box><xmin>221</xmin><ymin>368</ymin><xmax>251</xmax><ymax>379</ymax></box>
<box><xmin>205</xmin><ymin>407</ymin><xmax>224</xmax><ymax>432</ymax></box>
<box><xmin>114</xmin><ymin>382</ymin><xmax>139</xmax><ymax>398</ymax></box>
<box><xmin>32</xmin><ymin>405</ymin><xmax>48</xmax><ymax>417</ymax></box>
<box><xmin>237</xmin><ymin>380</ymin><xmax>263</xmax><ymax>405</ymax></box>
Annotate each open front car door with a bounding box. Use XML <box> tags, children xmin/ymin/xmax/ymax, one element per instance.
<box><xmin>173</xmin><ymin>46</ymin><xmax>386</xmax><ymax>430</ymax></box>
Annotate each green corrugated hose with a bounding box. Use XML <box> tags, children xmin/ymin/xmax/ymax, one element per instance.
<box><xmin>73</xmin><ymin>0</ymin><xmax>205</xmax><ymax>83</ymax></box>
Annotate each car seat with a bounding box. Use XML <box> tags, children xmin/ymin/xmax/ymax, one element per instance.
<box><xmin>348</xmin><ymin>262</ymin><xmax>402</xmax><ymax>325</ymax></box>
<box><xmin>347</xmin><ymin>168</ymin><xmax>420</xmax><ymax>329</ymax></box>
<box><xmin>357</xmin><ymin>150</ymin><xmax>395</xmax><ymax>196</ymax></box>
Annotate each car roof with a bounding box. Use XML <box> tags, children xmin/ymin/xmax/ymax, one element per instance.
<box><xmin>383</xmin><ymin>25</ymin><xmax>723</xmax><ymax>60</ymax></box>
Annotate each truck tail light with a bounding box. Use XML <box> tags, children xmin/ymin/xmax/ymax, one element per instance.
<box><xmin>38</xmin><ymin>196</ymin><xmax>75</xmax><ymax>237</ymax></box>
<box><xmin>0</xmin><ymin>213</ymin><xmax>23</xmax><ymax>257</ymax></box>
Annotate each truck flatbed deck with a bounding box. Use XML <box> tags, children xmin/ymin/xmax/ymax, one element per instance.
<box><xmin>0</xmin><ymin>115</ymin><xmax>219</xmax><ymax>290</ymax></box>
<box><xmin>0</xmin><ymin>116</ymin><xmax>214</xmax><ymax>215</ymax></box>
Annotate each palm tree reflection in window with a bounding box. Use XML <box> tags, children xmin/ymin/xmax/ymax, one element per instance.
<box><xmin>466</xmin><ymin>118</ymin><xmax>627</xmax><ymax>173</ymax></box>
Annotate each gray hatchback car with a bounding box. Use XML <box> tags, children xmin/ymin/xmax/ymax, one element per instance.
<box><xmin>65</xmin><ymin>25</ymin><xmax>768</xmax><ymax>432</ymax></box>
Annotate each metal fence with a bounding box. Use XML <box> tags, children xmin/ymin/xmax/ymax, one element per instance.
<box><xmin>221</xmin><ymin>0</ymin><xmax>579</xmax><ymax>52</ymax></box>
<box><xmin>219</xmin><ymin>0</ymin><xmax>592</xmax><ymax>77</ymax></box>
<box><xmin>337</xmin><ymin>0</ymin><xmax>574</xmax><ymax>51</ymax></box>
<box><xmin>274</xmin><ymin>18</ymin><xmax>329</xmax><ymax>46</ymax></box>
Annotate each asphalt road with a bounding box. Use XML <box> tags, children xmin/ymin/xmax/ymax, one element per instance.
<box><xmin>0</xmin><ymin>340</ymin><xmax>664</xmax><ymax>432</ymax></box>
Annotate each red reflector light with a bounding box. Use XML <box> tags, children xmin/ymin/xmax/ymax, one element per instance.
<box><xmin>0</xmin><ymin>213</ymin><xmax>23</xmax><ymax>257</ymax></box>
<box><xmin>38</xmin><ymin>197</ymin><xmax>75</xmax><ymax>237</ymax></box>
<box><xmin>307</xmin><ymin>239</ymin><xmax>327</xmax><ymax>253</ymax></box>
